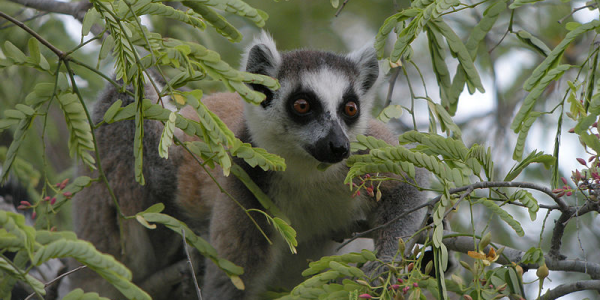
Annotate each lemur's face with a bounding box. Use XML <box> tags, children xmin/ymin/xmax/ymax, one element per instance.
<box><xmin>243</xmin><ymin>33</ymin><xmax>379</xmax><ymax>166</ymax></box>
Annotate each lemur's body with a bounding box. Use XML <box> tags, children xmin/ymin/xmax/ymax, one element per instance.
<box><xmin>69</xmin><ymin>34</ymin><xmax>428</xmax><ymax>300</ymax></box>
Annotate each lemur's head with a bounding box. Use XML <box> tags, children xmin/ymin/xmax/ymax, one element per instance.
<box><xmin>242</xmin><ymin>33</ymin><xmax>379</xmax><ymax>167</ymax></box>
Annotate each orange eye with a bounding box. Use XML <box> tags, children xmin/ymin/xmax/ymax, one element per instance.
<box><xmin>293</xmin><ymin>99</ymin><xmax>310</xmax><ymax>114</ymax></box>
<box><xmin>344</xmin><ymin>102</ymin><xmax>358</xmax><ymax>117</ymax></box>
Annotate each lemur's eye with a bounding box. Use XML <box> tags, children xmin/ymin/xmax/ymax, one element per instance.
<box><xmin>293</xmin><ymin>99</ymin><xmax>311</xmax><ymax>114</ymax></box>
<box><xmin>344</xmin><ymin>102</ymin><xmax>358</xmax><ymax>117</ymax></box>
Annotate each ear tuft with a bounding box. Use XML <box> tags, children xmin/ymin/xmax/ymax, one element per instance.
<box><xmin>347</xmin><ymin>46</ymin><xmax>379</xmax><ymax>93</ymax></box>
<box><xmin>242</xmin><ymin>31</ymin><xmax>281</xmax><ymax>77</ymax></box>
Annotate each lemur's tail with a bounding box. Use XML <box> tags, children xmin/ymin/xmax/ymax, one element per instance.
<box><xmin>68</xmin><ymin>78</ymin><xmax>184</xmax><ymax>298</ymax></box>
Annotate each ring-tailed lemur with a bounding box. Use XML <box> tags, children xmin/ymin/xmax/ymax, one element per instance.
<box><xmin>69</xmin><ymin>33</ymin><xmax>428</xmax><ymax>300</ymax></box>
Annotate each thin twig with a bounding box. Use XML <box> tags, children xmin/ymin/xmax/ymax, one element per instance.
<box><xmin>0</xmin><ymin>11</ymin><xmax>48</xmax><ymax>30</ymax></box>
<box><xmin>0</xmin><ymin>10</ymin><xmax>65</xmax><ymax>58</ymax></box>
<box><xmin>384</xmin><ymin>66</ymin><xmax>402</xmax><ymax>109</ymax></box>
<box><xmin>25</xmin><ymin>266</ymin><xmax>87</xmax><ymax>300</ymax></box>
<box><xmin>337</xmin><ymin>200</ymin><xmax>432</xmax><ymax>250</ymax></box>
<box><xmin>334</xmin><ymin>0</ymin><xmax>350</xmax><ymax>17</ymax></box>
<box><xmin>182</xmin><ymin>229</ymin><xmax>203</xmax><ymax>300</ymax></box>
<box><xmin>558</xmin><ymin>3</ymin><xmax>598</xmax><ymax>24</ymax></box>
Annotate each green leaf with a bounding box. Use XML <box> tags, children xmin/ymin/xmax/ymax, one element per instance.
<box><xmin>516</xmin><ymin>30</ymin><xmax>551</xmax><ymax>57</ymax></box>
<box><xmin>103</xmin><ymin>99</ymin><xmax>123</xmax><ymax>123</ymax></box>
<box><xmin>230</xmin><ymin>164</ymin><xmax>289</xmax><ymax>222</ymax></box>
<box><xmin>3</xmin><ymin>41</ymin><xmax>27</xmax><ymax>63</ymax></box>
<box><xmin>1</xmin><ymin>105</ymin><xmax>37</xmax><ymax>182</ymax></box>
<box><xmin>47</xmin><ymin>176</ymin><xmax>92</xmax><ymax>210</ymax></box>
<box><xmin>511</xmin><ymin>190</ymin><xmax>540</xmax><ymax>221</ymax></box>
<box><xmin>27</xmin><ymin>38</ymin><xmax>40</xmax><ymax>65</ymax></box>
<box><xmin>467</xmin><ymin>144</ymin><xmax>494</xmax><ymax>180</ymax></box>
<box><xmin>99</xmin><ymin>34</ymin><xmax>115</xmax><ymax>61</ymax></box>
<box><xmin>426</xmin><ymin>25</ymin><xmax>453</xmax><ymax>109</ymax></box>
<box><xmin>230</xmin><ymin>139</ymin><xmax>286</xmax><ymax>172</ymax></box>
<box><xmin>33</xmin><ymin>239</ymin><xmax>151</xmax><ymax>300</ymax></box>
<box><xmin>374</xmin><ymin>10</ymin><xmax>417</xmax><ymax>59</ymax></box>
<box><xmin>479</xmin><ymin>199</ymin><xmax>525</xmax><ymax>236</ymax></box>
<box><xmin>430</xmin><ymin>19</ymin><xmax>485</xmax><ymax>94</ymax></box>
<box><xmin>0</xmin><ymin>211</ymin><xmax>36</xmax><ymax>254</ymax></box>
<box><xmin>376</xmin><ymin>104</ymin><xmax>403</xmax><ymax>123</ymax></box>
<box><xmin>512</xmin><ymin>65</ymin><xmax>570</xmax><ymax>132</ymax></box>
<box><xmin>158</xmin><ymin>111</ymin><xmax>177</xmax><ymax>159</ymax></box>
<box><xmin>523</xmin><ymin>20</ymin><xmax>600</xmax><ymax>91</ymax></box>
<box><xmin>509</xmin><ymin>0</ymin><xmax>547</xmax><ymax>9</ymax></box>
<box><xmin>136</xmin><ymin>2</ymin><xmax>206</xmax><ymax>29</ymax></box>
<box><xmin>330</xmin><ymin>0</ymin><xmax>339</xmax><ymax>8</ymax></box>
<box><xmin>505</xmin><ymin>150</ymin><xmax>554</xmax><ymax>181</ymax></box>
<box><xmin>429</xmin><ymin>102</ymin><xmax>462</xmax><ymax>138</ymax></box>
<box><xmin>183</xmin><ymin>2</ymin><xmax>242</xmax><ymax>42</ymax></box>
<box><xmin>579</xmin><ymin>132</ymin><xmax>600</xmax><ymax>154</ymax></box>
<box><xmin>0</xmin><ymin>257</ymin><xmax>45</xmax><ymax>296</ymax></box>
<box><xmin>62</xmin><ymin>289</ymin><xmax>111</xmax><ymax>300</ymax></box>
<box><xmin>82</xmin><ymin>7</ymin><xmax>101</xmax><ymax>36</ymax></box>
<box><xmin>57</xmin><ymin>93</ymin><xmax>96</xmax><ymax>169</ymax></box>
<box><xmin>512</xmin><ymin>112</ymin><xmax>543</xmax><ymax>161</ymax></box>
<box><xmin>139</xmin><ymin>212</ymin><xmax>244</xmax><ymax>278</ymax></box>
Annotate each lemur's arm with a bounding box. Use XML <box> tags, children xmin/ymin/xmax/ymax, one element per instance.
<box><xmin>365</xmin><ymin>121</ymin><xmax>429</xmax><ymax>261</ymax></box>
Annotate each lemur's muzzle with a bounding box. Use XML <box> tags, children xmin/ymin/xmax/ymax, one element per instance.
<box><xmin>309</xmin><ymin>125</ymin><xmax>350</xmax><ymax>164</ymax></box>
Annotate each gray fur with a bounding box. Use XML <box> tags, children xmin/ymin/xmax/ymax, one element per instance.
<box><xmin>68</xmin><ymin>82</ymin><xmax>192</xmax><ymax>300</ymax></box>
<box><xmin>71</xmin><ymin>34</ymin><xmax>427</xmax><ymax>300</ymax></box>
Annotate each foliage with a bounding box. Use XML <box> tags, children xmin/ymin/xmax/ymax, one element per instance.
<box><xmin>1</xmin><ymin>0</ymin><xmax>600</xmax><ymax>299</ymax></box>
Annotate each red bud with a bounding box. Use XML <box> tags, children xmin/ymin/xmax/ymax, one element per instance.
<box><xmin>59</xmin><ymin>178</ymin><xmax>69</xmax><ymax>190</ymax></box>
<box><xmin>561</xmin><ymin>177</ymin><xmax>568</xmax><ymax>185</ymax></box>
<box><xmin>20</xmin><ymin>201</ymin><xmax>31</xmax><ymax>207</ymax></box>
<box><xmin>358</xmin><ymin>294</ymin><xmax>372</xmax><ymax>299</ymax></box>
<box><xmin>50</xmin><ymin>198</ymin><xmax>56</xmax><ymax>205</ymax></box>
<box><xmin>63</xmin><ymin>192</ymin><xmax>72</xmax><ymax>198</ymax></box>
<box><xmin>568</xmin><ymin>128</ymin><xmax>575</xmax><ymax>133</ymax></box>
<box><xmin>31</xmin><ymin>212</ymin><xmax>36</xmax><ymax>219</ymax></box>
<box><xmin>577</xmin><ymin>158</ymin><xmax>587</xmax><ymax>166</ymax></box>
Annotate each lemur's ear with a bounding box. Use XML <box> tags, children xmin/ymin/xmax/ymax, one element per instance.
<box><xmin>242</xmin><ymin>32</ymin><xmax>281</xmax><ymax>108</ymax></box>
<box><xmin>347</xmin><ymin>46</ymin><xmax>379</xmax><ymax>93</ymax></box>
<box><xmin>243</xmin><ymin>31</ymin><xmax>281</xmax><ymax>77</ymax></box>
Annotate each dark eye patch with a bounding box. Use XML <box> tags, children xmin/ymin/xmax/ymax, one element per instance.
<box><xmin>286</xmin><ymin>88</ymin><xmax>322</xmax><ymax>125</ymax></box>
<box><xmin>339</xmin><ymin>88</ymin><xmax>360</xmax><ymax>125</ymax></box>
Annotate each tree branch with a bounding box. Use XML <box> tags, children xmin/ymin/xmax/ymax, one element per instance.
<box><xmin>549</xmin><ymin>200</ymin><xmax>600</xmax><ymax>259</ymax></box>
<box><xmin>541</xmin><ymin>280</ymin><xmax>600</xmax><ymax>300</ymax></box>
<box><xmin>0</xmin><ymin>10</ymin><xmax>65</xmax><ymax>58</ymax></box>
<box><xmin>417</xmin><ymin>230</ymin><xmax>600</xmax><ymax>279</ymax></box>
<box><xmin>338</xmin><ymin>181</ymin><xmax>572</xmax><ymax>251</ymax></box>
<box><xmin>7</xmin><ymin>0</ymin><xmax>91</xmax><ymax>22</ymax></box>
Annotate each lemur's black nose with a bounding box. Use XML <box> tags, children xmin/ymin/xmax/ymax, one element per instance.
<box><xmin>310</xmin><ymin>126</ymin><xmax>351</xmax><ymax>164</ymax></box>
<box><xmin>330</xmin><ymin>140</ymin><xmax>349</xmax><ymax>160</ymax></box>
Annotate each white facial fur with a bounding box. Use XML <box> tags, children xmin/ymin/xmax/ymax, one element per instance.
<box><xmin>241</xmin><ymin>32</ymin><xmax>378</xmax><ymax>172</ymax></box>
